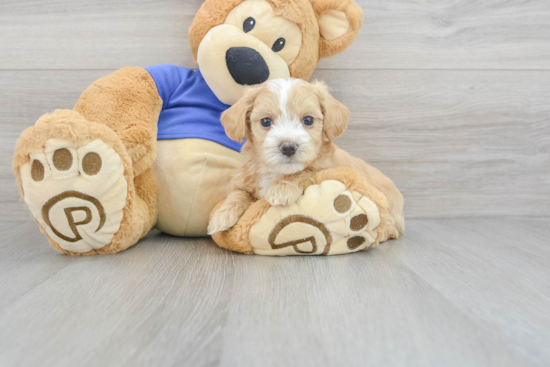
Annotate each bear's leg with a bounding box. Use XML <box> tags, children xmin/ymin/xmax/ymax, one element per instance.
<box><xmin>73</xmin><ymin>67</ymin><xmax>161</xmax><ymax>178</ymax></box>
<box><xmin>13</xmin><ymin>67</ymin><xmax>162</xmax><ymax>255</ymax></box>
<box><xmin>211</xmin><ymin>168</ymin><xmax>394</xmax><ymax>256</ymax></box>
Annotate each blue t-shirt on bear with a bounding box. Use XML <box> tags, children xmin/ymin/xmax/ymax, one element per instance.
<box><xmin>146</xmin><ymin>64</ymin><xmax>244</xmax><ymax>152</ymax></box>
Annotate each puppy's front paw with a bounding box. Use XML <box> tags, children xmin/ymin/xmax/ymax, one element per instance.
<box><xmin>264</xmin><ymin>183</ymin><xmax>303</xmax><ymax>207</ymax></box>
<box><xmin>207</xmin><ymin>208</ymin><xmax>241</xmax><ymax>235</ymax></box>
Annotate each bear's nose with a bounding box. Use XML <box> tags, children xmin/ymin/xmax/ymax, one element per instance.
<box><xmin>279</xmin><ymin>141</ymin><xmax>297</xmax><ymax>157</ymax></box>
<box><xmin>226</xmin><ymin>47</ymin><xmax>270</xmax><ymax>86</ymax></box>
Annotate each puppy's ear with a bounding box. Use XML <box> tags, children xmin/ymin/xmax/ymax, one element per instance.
<box><xmin>221</xmin><ymin>86</ymin><xmax>261</xmax><ymax>143</ymax></box>
<box><xmin>311</xmin><ymin>0</ymin><xmax>364</xmax><ymax>58</ymax></box>
<box><xmin>312</xmin><ymin>81</ymin><xmax>350</xmax><ymax>141</ymax></box>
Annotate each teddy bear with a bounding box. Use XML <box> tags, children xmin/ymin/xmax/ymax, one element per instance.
<box><xmin>13</xmin><ymin>0</ymin><xmax>402</xmax><ymax>256</ymax></box>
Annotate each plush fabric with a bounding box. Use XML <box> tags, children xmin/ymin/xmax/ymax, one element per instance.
<box><xmin>211</xmin><ymin>167</ymin><xmax>393</xmax><ymax>256</ymax></box>
<box><xmin>189</xmin><ymin>0</ymin><xmax>363</xmax><ymax>81</ymax></box>
<box><xmin>13</xmin><ymin>0</ymin><xmax>369</xmax><ymax>256</ymax></box>
<box><xmin>196</xmin><ymin>23</ymin><xmax>292</xmax><ymax>105</ymax></box>
<box><xmin>21</xmin><ymin>138</ymin><xmax>128</xmax><ymax>253</ymax></box>
<box><xmin>73</xmin><ymin>66</ymin><xmax>162</xmax><ymax>177</ymax></box>
<box><xmin>154</xmin><ymin>138</ymin><xmax>243</xmax><ymax>237</ymax></box>
<box><xmin>311</xmin><ymin>0</ymin><xmax>364</xmax><ymax>59</ymax></box>
<box><xmin>318</xmin><ymin>10</ymin><xmax>350</xmax><ymax>41</ymax></box>
<box><xmin>13</xmin><ymin>109</ymin><xmax>156</xmax><ymax>255</ymax></box>
<box><xmin>267</xmin><ymin>0</ymin><xmax>320</xmax><ymax>81</ymax></box>
<box><xmin>189</xmin><ymin>0</ymin><xmax>249</xmax><ymax>65</ymax></box>
<box><xmin>225</xmin><ymin>0</ymin><xmax>303</xmax><ymax>66</ymax></box>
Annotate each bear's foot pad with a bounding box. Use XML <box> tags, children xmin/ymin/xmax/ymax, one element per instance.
<box><xmin>249</xmin><ymin>180</ymin><xmax>380</xmax><ymax>256</ymax></box>
<box><xmin>21</xmin><ymin>139</ymin><xmax>128</xmax><ymax>253</ymax></box>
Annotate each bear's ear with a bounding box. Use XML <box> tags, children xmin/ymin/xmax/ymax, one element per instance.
<box><xmin>310</xmin><ymin>0</ymin><xmax>364</xmax><ymax>59</ymax></box>
<box><xmin>220</xmin><ymin>85</ymin><xmax>262</xmax><ymax>143</ymax></box>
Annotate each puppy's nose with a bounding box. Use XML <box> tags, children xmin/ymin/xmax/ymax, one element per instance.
<box><xmin>279</xmin><ymin>141</ymin><xmax>297</xmax><ymax>157</ymax></box>
<box><xmin>226</xmin><ymin>47</ymin><xmax>270</xmax><ymax>85</ymax></box>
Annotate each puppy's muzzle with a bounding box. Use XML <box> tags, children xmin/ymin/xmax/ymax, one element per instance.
<box><xmin>279</xmin><ymin>141</ymin><xmax>297</xmax><ymax>157</ymax></box>
<box><xmin>226</xmin><ymin>47</ymin><xmax>270</xmax><ymax>85</ymax></box>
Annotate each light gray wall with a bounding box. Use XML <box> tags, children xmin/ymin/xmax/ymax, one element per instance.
<box><xmin>1</xmin><ymin>0</ymin><xmax>549</xmax><ymax>221</ymax></box>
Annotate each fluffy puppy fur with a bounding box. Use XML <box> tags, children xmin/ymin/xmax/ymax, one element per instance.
<box><xmin>207</xmin><ymin>78</ymin><xmax>404</xmax><ymax>236</ymax></box>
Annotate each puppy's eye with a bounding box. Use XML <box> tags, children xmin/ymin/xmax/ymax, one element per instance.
<box><xmin>261</xmin><ymin>118</ymin><xmax>272</xmax><ymax>128</ymax></box>
<box><xmin>302</xmin><ymin>116</ymin><xmax>314</xmax><ymax>126</ymax></box>
<box><xmin>243</xmin><ymin>17</ymin><xmax>256</xmax><ymax>33</ymax></box>
<box><xmin>272</xmin><ymin>38</ymin><xmax>286</xmax><ymax>52</ymax></box>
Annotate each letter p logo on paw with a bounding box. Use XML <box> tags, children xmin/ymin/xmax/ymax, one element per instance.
<box><xmin>42</xmin><ymin>191</ymin><xmax>106</xmax><ymax>244</ymax></box>
<box><xmin>250</xmin><ymin>180</ymin><xmax>381</xmax><ymax>256</ymax></box>
<box><xmin>21</xmin><ymin>139</ymin><xmax>128</xmax><ymax>253</ymax></box>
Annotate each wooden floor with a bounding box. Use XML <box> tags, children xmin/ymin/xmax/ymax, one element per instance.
<box><xmin>1</xmin><ymin>217</ymin><xmax>549</xmax><ymax>367</ymax></box>
<box><xmin>1</xmin><ymin>0</ymin><xmax>550</xmax><ymax>366</ymax></box>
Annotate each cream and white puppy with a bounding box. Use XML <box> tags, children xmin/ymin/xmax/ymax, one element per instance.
<box><xmin>207</xmin><ymin>78</ymin><xmax>404</xmax><ymax>236</ymax></box>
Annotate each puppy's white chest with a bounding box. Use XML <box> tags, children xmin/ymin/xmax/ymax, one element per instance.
<box><xmin>258</xmin><ymin>172</ymin><xmax>278</xmax><ymax>197</ymax></box>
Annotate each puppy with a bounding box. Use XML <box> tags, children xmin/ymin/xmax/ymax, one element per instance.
<box><xmin>207</xmin><ymin>78</ymin><xmax>404</xmax><ymax>238</ymax></box>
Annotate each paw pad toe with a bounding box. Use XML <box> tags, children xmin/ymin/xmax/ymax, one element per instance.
<box><xmin>52</xmin><ymin>148</ymin><xmax>73</xmax><ymax>171</ymax></box>
<box><xmin>347</xmin><ymin>236</ymin><xmax>366</xmax><ymax>250</ymax></box>
<box><xmin>350</xmin><ymin>213</ymin><xmax>368</xmax><ymax>231</ymax></box>
<box><xmin>333</xmin><ymin>194</ymin><xmax>352</xmax><ymax>213</ymax></box>
<box><xmin>82</xmin><ymin>152</ymin><xmax>102</xmax><ymax>175</ymax></box>
<box><xmin>31</xmin><ymin>160</ymin><xmax>45</xmax><ymax>182</ymax></box>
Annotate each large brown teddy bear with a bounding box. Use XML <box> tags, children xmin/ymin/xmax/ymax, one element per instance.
<box><xmin>13</xmin><ymin>0</ymin><xmax>401</xmax><ymax>256</ymax></box>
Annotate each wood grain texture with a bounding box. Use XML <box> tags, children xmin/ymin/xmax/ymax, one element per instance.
<box><xmin>1</xmin><ymin>1</ymin><xmax>549</xmax><ymax>366</ymax></box>
<box><xmin>317</xmin><ymin>0</ymin><xmax>550</xmax><ymax>71</ymax></box>
<box><xmin>2</xmin><ymin>69</ymin><xmax>549</xmax><ymax>221</ymax></box>
<box><xmin>1</xmin><ymin>218</ymin><xmax>549</xmax><ymax>366</ymax></box>
<box><xmin>1</xmin><ymin>0</ymin><xmax>550</xmax><ymax>70</ymax></box>
<box><xmin>314</xmin><ymin>69</ymin><xmax>550</xmax><ymax>218</ymax></box>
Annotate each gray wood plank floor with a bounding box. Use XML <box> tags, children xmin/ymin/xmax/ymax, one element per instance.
<box><xmin>0</xmin><ymin>218</ymin><xmax>549</xmax><ymax>367</ymax></box>
<box><xmin>1</xmin><ymin>1</ymin><xmax>550</xmax><ymax>366</ymax></box>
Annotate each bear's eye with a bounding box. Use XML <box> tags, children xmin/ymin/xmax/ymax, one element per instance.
<box><xmin>302</xmin><ymin>116</ymin><xmax>314</xmax><ymax>126</ymax></box>
<box><xmin>272</xmin><ymin>38</ymin><xmax>286</xmax><ymax>52</ymax></box>
<box><xmin>243</xmin><ymin>17</ymin><xmax>256</xmax><ymax>33</ymax></box>
<box><xmin>261</xmin><ymin>118</ymin><xmax>272</xmax><ymax>128</ymax></box>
